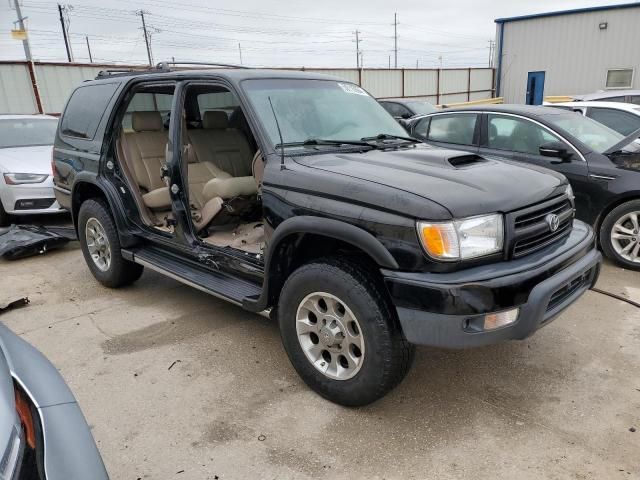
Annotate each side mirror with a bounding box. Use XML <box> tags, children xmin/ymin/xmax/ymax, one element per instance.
<box><xmin>539</xmin><ymin>141</ymin><xmax>572</xmax><ymax>161</ymax></box>
<box><xmin>401</xmin><ymin>113</ymin><xmax>412</xmax><ymax>119</ymax></box>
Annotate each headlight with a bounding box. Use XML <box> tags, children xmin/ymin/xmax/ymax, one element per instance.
<box><xmin>0</xmin><ymin>427</ymin><xmax>23</xmax><ymax>480</ymax></box>
<box><xmin>565</xmin><ymin>183</ymin><xmax>575</xmax><ymax>201</ymax></box>
<box><xmin>417</xmin><ymin>213</ymin><xmax>504</xmax><ymax>261</ymax></box>
<box><xmin>3</xmin><ymin>173</ymin><xmax>48</xmax><ymax>185</ymax></box>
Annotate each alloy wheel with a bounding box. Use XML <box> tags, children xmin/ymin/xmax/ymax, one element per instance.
<box><xmin>85</xmin><ymin>217</ymin><xmax>112</xmax><ymax>272</ymax></box>
<box><xmin>295</xmin><ymin>292</ymin><xmax>365</xmax><ymax>381</ymax></box>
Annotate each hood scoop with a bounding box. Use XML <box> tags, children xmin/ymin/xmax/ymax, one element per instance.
<box><xmin>447</xmin><ymin>154</ymin><xmax>486</xmax><ymax>168</ymax></box>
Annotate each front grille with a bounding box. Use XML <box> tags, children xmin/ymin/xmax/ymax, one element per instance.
<box><xmin>510</xmin><ymin>195</ymin><xmax>574</xmax><ymax>258</ymax></box>
<box><xmin>14</xmin><ymin>198</ymin><xmax>56</xmax><ymax>210</ymax></box>
<box><xmin>546</xmin><ymin>269</ymin><xmax>593</xmax><ymax>313</ymax></box>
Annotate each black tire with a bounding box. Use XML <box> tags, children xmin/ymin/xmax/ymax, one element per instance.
<box><xmin>78</xmin><ymin>199</ymin><xmax>144</xmax><ymax>287</ymax></box>
<box><xmin>0</xmin><ymin>201</ymin><xmax>10</xmax><ymax>227</ymax></box>
<box><xmin>600</xmin><ymin>199</ymin><xmax>640</xmax><ymax>271</ymax></box>
<box><xmin>278</xmin><ymin>257</ymin><xmax>414</xmax><ymax>406</ymax></box>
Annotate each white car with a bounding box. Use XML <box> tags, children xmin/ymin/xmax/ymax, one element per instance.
<box><xmin>0</xmin><ymin>115</ymin><xmax>65</xmax><ymax>226</ymax></box>
<box><xmin>547</xmin><ymin>101</ymin><xmax>640</xmax><ymax>136</ymax></box>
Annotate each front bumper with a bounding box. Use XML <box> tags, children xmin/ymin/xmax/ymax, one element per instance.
<box><xmin>0</xmin><ymin>178</ymin><xmax>65</xmax><ymax>215</ymax></box>
<box><xmin>383</xmin><ymin>220</ymin><xmax>602</xmax><ymax>348</ymax></box>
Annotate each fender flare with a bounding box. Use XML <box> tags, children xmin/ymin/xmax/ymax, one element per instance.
<box><xmin>243</xmin><ymin>216</ymin><xmax>398</xmax><ymax>312</ymax></box>
<box><xmin>71</xmin><ymin>174</ymin><xmax>138</xmax><ymax>247</ymax></box>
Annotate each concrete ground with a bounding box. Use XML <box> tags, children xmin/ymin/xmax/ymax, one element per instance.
<box><xmin>1</xmin><ymin>234</ymin><xmax>639</xmax><ymax>479</ymax></box>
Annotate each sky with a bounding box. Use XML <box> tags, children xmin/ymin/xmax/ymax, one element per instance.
<box><xmin>0</xmin><ymin>0</ymin><xmax>624</xmax><ymax>68</ymax></box>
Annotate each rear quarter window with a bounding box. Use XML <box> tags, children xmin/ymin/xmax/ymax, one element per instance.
<box><xmin>61</xmin><ymin>83</ymin><xmax>119</xmax><ymax>139</ymax></box>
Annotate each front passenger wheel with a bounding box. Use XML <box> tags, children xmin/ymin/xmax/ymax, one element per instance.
<box><xmin>278</xmin><ymin>257</ymin><xmax>414</xmax><ymax>406</ymax></box>
<box><xmin>78</xmin><ymin>199</ymin><xmax>144</xmax><ymax>287</ymax></box>
<box><xmin>600</xmin><ymin>200</ymin><xmax>640</xmax><ymax>271</ymax></box>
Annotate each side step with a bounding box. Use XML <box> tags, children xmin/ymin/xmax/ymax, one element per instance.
<box><xmin>123</xmin><ymin>247</ymin><xmax>262</xmax><ymax>306</ymax></box>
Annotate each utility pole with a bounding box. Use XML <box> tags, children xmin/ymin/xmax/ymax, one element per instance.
<box><xmin>416</xmin><ymin>59</ymin><xmax>419</xmax><ymax>68</ymax></box>
<box><xmin>13</xmin><ymin>0</ymin><xmax>32</xmax><ymax>61</ymax></box>
<box><xmin>388</xmin><ymin>55</ymin><xmax>391</xmax><ymax>69</ymax></box>
<box><xmin>57</xmin><ymin>4</ymin><xmax>73</xmax><ymax>62</ymax></box>
<box><xmin>238</xmin><ymin>42</ymin><xmax>243</xmax><ymax>65</ymax></box>
<box><xmin>137</xmin><ymin>10</ymin><xmax>153</xmax><ymax>66</ymax></box>
<box><xmin>393</xmin><ymin>13</ymin><xmax>398</xmax><ymax>69</ymax></box>
<box><xmin>86</xmin><ymin>35</ymin><xmax>93</xmax><ymax>63</ymax></box>
<box><xmin>488</xmin><ymin>40</ymin><xmax>495</xmax><ymax>68</ymax></box>
<box><xmin>352</xmin><ymin>30</ymin><xmax>361</xmax><ymax>69</ymax></box>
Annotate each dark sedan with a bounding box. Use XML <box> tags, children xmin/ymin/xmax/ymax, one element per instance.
<box><xmin>404</xmin><ymin>105</ymin><xmax>640</xmax><ymax>270</ymax></box>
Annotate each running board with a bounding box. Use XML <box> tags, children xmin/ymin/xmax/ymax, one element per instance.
<box><xmin>123</xmin><ymin>247</ymin><xmax>262</xmax><ymax>306</ymax></box>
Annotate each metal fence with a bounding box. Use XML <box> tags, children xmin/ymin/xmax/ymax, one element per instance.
<box><xmin>0</xmin><ymin>61</ymin><xmax>495</xmax><ymax>114</ymax></box>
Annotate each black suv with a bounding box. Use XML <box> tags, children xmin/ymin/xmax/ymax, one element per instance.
<box><xmin>53</xmin><ymin>65</ymin><xmax>601</xmax><ymax>406</ymax></box>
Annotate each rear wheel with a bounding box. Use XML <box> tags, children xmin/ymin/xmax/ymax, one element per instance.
<box><xmin>278</xmin><ymin>257</ymin><xmax>414</xmax><ymax>406</ymax></box>
<box><xmin>600</xmin><ymin>200</ymin><xmax>640</xmax><ymax>271</ymax></box>
<box><xmin>78</xmin><ymin>199</ymin><xmax>143</xmax><ymax>287</ymax></box>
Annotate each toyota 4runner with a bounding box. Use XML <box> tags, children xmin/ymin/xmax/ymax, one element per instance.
<box><xmin>53</xmin><ymin>64</ymin><xmax>602</xmax><ymax>406</ymax></box>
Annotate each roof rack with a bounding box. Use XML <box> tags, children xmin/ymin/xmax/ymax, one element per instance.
<box><xmin>94</xmin><ymin>66</ymin><xmax>169</xmax><ymax>79</ymax></box>
<box><xmin>155</xmin><ymin>61</ymin><xmax>249</xmax><ymax>70</ymax></box>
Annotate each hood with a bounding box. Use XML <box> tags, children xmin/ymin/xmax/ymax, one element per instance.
<box><xmin>295</xmin><ymin>145</ymin><xmax>567</xmax><ymax>218</ymax></box>
<box><xmin>0</xmin><ymin>145</ymin><xmax>53</xmax><ymax>175</ymax></box>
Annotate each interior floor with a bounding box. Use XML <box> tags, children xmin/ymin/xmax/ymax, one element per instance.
<box><xmin>202</xmin><ymin>221</ymin><xmax>265</xmax><ymax>254</ymax></box>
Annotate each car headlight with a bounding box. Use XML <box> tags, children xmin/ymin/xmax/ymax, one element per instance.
<box><xmin>417</xmin><ymin>213</ymin><xmax>504</xmax><ymax>261</ymax></box>
<box><xmin>3</xmin><ymin>173</ymin><xmax>49</xmax><ymax>185</ymax></box>
<box><xmin>0</xmin><ymin>427</ymin><xmax>23</xmax><ymax>480</ymax></box>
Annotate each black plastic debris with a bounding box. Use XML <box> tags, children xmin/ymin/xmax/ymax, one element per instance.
<box><xmin>0</xmin><ymin>297</ymin><xmax>29</xmax><ymax>315</ymax></box>
<box><xmin>0</xmin><ymin>225</ymin><xmax>77</xmax><ymax>260</ymax></box>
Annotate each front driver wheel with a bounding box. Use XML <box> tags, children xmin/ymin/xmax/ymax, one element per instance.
<box><xmin>278</xmin><ymin>257</ymin><xmax>414</xmax><ymax>406</ymax></box>
<box><xmin>78</xmin><ymin>199</ymin><xmax>143</xmax><ymax>287</ymax></box>
<box><xmin>600</xmin><ymin>200</ymin><xmax>640</xmax><ymax>271</ymax></box>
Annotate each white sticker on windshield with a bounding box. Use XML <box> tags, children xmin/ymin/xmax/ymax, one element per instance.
<box><xmin>338</xmin><ymin>82</ymin><xmax>368</xmax><ymax>96</ymax></box>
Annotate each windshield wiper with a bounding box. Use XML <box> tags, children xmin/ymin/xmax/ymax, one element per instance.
<box><xmin>361</xmin><ymin>133</ymin><xmax>421</xmax><ymax>144</ymax></box>
<box><xmin>276</xmin><ymin>138</ymin><xmax>376</xmax><ymax>149</ymax></box>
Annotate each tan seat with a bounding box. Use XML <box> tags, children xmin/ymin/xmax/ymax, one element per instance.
<box><xmin>122</xmin><ymin>111</ymin><xmax>169</xmax><ymax>209</ymax></box>
<box><xmin>188</xmin><ymin>111</ymin><xmax>254</xmax><ymax>177</ymax></box>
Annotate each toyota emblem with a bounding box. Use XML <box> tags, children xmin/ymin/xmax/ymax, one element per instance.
<box><xmin>545</xmin><ymin>213</ymin><xmax>560</xmax><ymax>232</ymax></box>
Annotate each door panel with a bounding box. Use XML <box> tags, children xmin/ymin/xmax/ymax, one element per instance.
<box><xmin>526</xmin><ymin>72</ymin><xmax>545</xmax><ymax>105</ymax></box>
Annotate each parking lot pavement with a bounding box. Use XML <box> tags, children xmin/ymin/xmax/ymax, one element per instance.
<box><xmin>1</xmin><ymin>246</ymin><xmax>639</xmax><ymax>480</ymax></box>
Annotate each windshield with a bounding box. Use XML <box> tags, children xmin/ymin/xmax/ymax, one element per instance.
<box><xmin>0</xmin><ymin>118</ymin><xmax>58</xmax><ymax>148</ymax></box>
<box><xmin>243</xmin><ymin>79</ymin><xmax>409</xmax><ymax>147</ymax></box>
<box><xmin>405</xmin><ymin>101</ymin><xmax>436</xmax><ymax>115</ymax></box>
<box><xmin>542</xmin><ymin>113</ymin><xmax>623</xmax><ymax>153</ymax></box>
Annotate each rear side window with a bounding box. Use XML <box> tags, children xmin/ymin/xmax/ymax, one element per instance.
<box><xmin>587</xmin><ymin>108</ymin><xmax>640</xmax><ymax>136</ymax></box>
<box><xmin>427</xmin><ymin>114</ymin><xmax>477</xmax><ymax>145</ymax></box>
<box><xmin>61</xmin><ymin>83</ymin><xmax>119</xmax><ymax>139</ymax></box>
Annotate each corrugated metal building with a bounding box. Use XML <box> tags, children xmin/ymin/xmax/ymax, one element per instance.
<box><xmin>495</xmin><ymin>2</ymin><xmax>640</xmax><ymax>104</ymax></box>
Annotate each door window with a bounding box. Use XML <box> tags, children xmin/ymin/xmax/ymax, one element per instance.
<box><xmin>427</xmin><ymin>114</ymin><xmax>477</xmax><ymax>145</ymax></box>
<box><xmin>587</xmin><ymin>108</ymin><xmax>640</xmax><ymax>136</ymax></box>
<box><xmin>413</xmin><ymin>117</ymin><xmax>430</xmax><ymax>139</ymax></box>
<box><xmin>487</xmin><ymin>114</ymin><xmax>566</xmax><ymax>156</ymax></box>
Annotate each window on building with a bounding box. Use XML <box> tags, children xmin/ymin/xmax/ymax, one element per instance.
<box><xmin>606</xmin><ymin>69</ymin><xmax>634</xmax><ymax>89</ymax></box>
